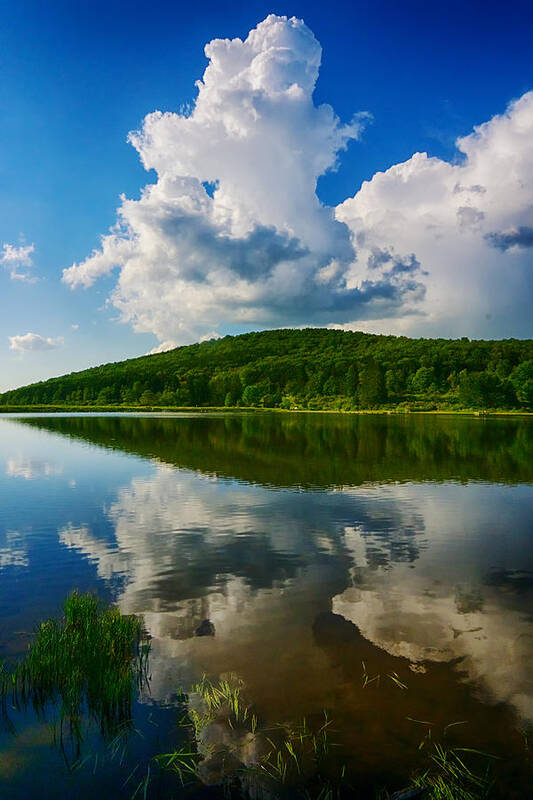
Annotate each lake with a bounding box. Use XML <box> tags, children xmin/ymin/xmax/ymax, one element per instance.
<box><xmin>0</xmin><ymin>412</ymin><xmax>532</xmax><ymax>798</ymax></box>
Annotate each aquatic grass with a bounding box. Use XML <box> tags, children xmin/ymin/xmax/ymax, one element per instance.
<box><xmin>157</xmin><ymin>677</ymin><xmax>496</xmax><ymax>800</ymax></box>
<box><xmin>191</xmin><ymin>673</ymin><xmax>251</xmax><ymax>726</ymax></box>
<box><xmin>361</xmin><ymin>660</ymin><xmax>381</xmax><ymax>688</ymax></box>
<box><xmin>171</xmin><ymin>679</ymin><xmax>499</xmax><ymax>800</ymax></box>
<box><xmin>154</xmin><ymin>745</ymin><xmax>202</xmax><ymax>785</ymax></box>
<box><xmin>148</xmin><ymin>678</ymin><xmax>348</xmax><ymax>798</ymax></box>
<box><xmin>154</xmin><ymin>676</ymin><xmax>253</xmax><ymax>786</ymax></box>
<box><xmin>361</xmin><ymin>661</ymin><xmax>409</xmax><ymax>690</ymax></box>
<box><xmin>0</xmin><ymin>591</ymin><xmax>149</xmax><ymax>742</ymax></box>
<box><xmin>142</xmin><ymin>677</ymin><xmax>504</xmax><ymax>800</ymax></box>
<box><xmin>253</xmin><ymin>712</ymin><xmax>339</xmax><ymax>789</ymax></box>
<box><xmin>182</xmin><ymin>673</ymin><xmax>255</xmax><ymax>746</ymax></box>
<box><xmin>388</xmin><ymin>672</ymin><xmax>408</xmax><ymax>690</ymax></box>
<box><xmin>409</xmin><ymin>743</ymin><xmax>494</xmax><ymax>799</ymax></box>
<box><xmin>401</xmin><ymin>718</ymin><xmax>496</xmax><ymax>799</ymax></box>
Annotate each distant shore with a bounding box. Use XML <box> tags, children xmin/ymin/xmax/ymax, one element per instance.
<box><xmin>1</xmin><ymin>404</ymin><xmax>531</xmax><ymax>416</ymax></box>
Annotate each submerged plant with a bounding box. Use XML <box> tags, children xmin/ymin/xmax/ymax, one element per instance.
<box><xmin>191</xmin><ymin>673</ymin><xmax>252</xmax><ymax>729</ymax></box>
<box><xmin>409</xmin><ymin>743</ymin><xmax>493</xmax><ymax>799</ymax></box>
<box><xmin>0</xmin><ymin>591</ymin><xmax>149</xmax><ymax>744</ymax></box>
<box><xmin>246</xmin><ymin>711</ymin><xmax>345</xmax><ymax>797</ymax></box>
<box><xmin>160</xmin><ymin>679</ymin><xmax>501</xmax><ymax>800</ymax></box>
<box><xmin>150</xmin><ymin>676</ymin><xmax>348</xmax><ymax>798</ymax></box>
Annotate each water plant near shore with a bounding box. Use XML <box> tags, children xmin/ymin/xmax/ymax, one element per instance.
<box><xmin>149</xmin><ymin>676</ymin><xmax>498</xmax><ymax>800</ymax></box>
<box><xmin>150</xmin><ymin>676</ymin><xmax>347</xmax><ymax>797</ymax></box>
<box><xmin>0</xmin><ymin>601</ymin><xmax>507</xmax><ymax>798</ymax></box>
<box><xmin>0</xmin><ymin>591</ymin><xmax>150</xmax><ymax>745</ymax></box>
<box><xmin>408</xmin><ymin>743</ymin><xmax>493</xmax><ymax>799</ymax></box>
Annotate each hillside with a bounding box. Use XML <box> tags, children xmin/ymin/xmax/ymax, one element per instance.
<box><xmin>1</xmin><ymin>328</ymin><xmax>533</xmax><ymax>411</ymax></box>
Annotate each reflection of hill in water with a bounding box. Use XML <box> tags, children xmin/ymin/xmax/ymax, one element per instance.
<box><xmin>16</xmin><ymin>412</ymin><xmax>533</xmax><ymax>487</ymax></box>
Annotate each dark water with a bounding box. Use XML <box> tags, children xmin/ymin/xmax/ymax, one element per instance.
<box><xmin>0</xmin><ymin>412</ymin><xmax>532</xmax><ymax>798</ymax></box>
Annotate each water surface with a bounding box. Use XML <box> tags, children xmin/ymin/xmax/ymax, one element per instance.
<box><xmin>0</xmin><ymin>413</ymin><xmax>532</xmax><ymax>797</ymax></box>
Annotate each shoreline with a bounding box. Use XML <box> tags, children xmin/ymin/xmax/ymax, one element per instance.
<box><xmin>0</xmin><ymin>405</ymin><xmax>532</xmax><ymax>417</ymax></box>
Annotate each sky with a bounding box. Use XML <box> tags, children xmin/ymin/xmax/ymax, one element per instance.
<box><xmin>1</xmin><ymin>0</ymin><xmax>532</xmax><ymax>391</ymax></box>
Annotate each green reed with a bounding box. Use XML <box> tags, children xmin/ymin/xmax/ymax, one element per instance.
<box><xmin>191</xmin><ymin>673</ymin><xmax>252</xmax><ymax>730</ymax></box>
<box><xmin>408</xmin><ymin>743</ymin><xmax>493</xmax><ymax>799</ymax></box>
<box><xmin>248</xmin><ymin>711</ymin><xmax>341</xmax><ymax>794</ymax></box>
<box><xmin>0</xmin><ymin>591</ymin><xmax>150</xmax><ymax>741</ymax></box>
<box><xmin>149</xmin><ymin>676</ymin><xmax>498</xmax><ymax>800</ymax></box>
<box><xmin>150</xmin><ymin>676</ymin><xmax>347</xmax><ymax>797</ymax></box>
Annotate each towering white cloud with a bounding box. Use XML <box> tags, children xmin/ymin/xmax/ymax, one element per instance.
<box><xmin>63</xmin><ymin>15</ymin><xmax>533</xmax><ymax>344</ymax></box>
<box><xmin>336</xmin><ymin>91</ymin><xmax>533</xmax><ymax>338</ymax></box>
<box><xmin>62</xmin><ymin>14</ymin><xmax>423</xmax><ymax>347</ymax></box>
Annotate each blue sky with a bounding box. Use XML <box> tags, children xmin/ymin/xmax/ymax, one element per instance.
<box><xmin>1</xmin><ymin>0</ymin><xmax>532</xmax><ymax>390</ymax></box>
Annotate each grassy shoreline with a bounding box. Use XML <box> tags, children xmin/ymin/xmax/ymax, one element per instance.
<box><xmin>0</xmin><ymin>404</ymin><xmax>532</xmax><ymax>416</ymax></box>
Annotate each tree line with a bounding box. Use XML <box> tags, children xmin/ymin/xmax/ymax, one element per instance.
<box><xmin>1</xmin><ymin>328</ymin><xmax>533</xmax><ymax>411</ymax></box>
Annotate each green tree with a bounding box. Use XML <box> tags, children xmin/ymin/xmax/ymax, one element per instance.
<box><xmin>358</xmin><ymin>360</ymin><xmax>385</xmax><ymax>407</ymax></box>
<box><xmin>510</xmin><ymin>361</ymin><xmax>533</xmax><ymax>407</ymax></box>
<box><xmin>1</xmin><ymin>328</ymin><xmax>532</xmax><ymax>412</ymax></box>
<box><xmin>160</xmin><ymin>388</ymin><xmax>177</xmax><ymax>405</ymax></box>
<box><xmin>385</xmin><ymin>368</ymin><xmax>403</xmax><ymax>398</ymax></box>
<box><xmin>411</xmin><ymin>366</ymin><xmax>436</xmax><ymax>393</ymax></box>
<box><xmin>323</xmin><ymin>376</ymin><xmax>337</xmax><ymax>396</ymax></box>
<box><xmin>187</xmin><ymin>373</ymin><xmax>209</xmax><ymax>405</ymax></box>
<box><xmin>139</xmin><ymin>389</ymin><xmax>157</xmax><ymax>406</ymax></box>
<box><xmin>122</xmin><ymin>387</ymin><xmax>138</xmax><ymax>404</ymax></box>
<box><xmin>96</xmin><ymin>387</ymin><xmax>114</xmax><ymax>404</ymax></box>
<box><xmin>242</xmin><ymin>384</ymin><xmax>262</xmax><ymax>406</ymax></box>
<box><xmin>458</xmin><ymin>371</ymin><xmax>505</xmax><ymax>408</ymax></box>
<box><xmin>344</xmin><ymin>365</ymin><xmax>358</xmax><ymax>397</ymax></box>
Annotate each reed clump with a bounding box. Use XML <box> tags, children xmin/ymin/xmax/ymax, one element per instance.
<box><xmin>0</xmin><ymin>591</ymin><xmax>149</xmax><ymax>739</ymax></box>
<box><xmin>409</xmin><ymin>742</ymin><xmax>493</xmax><ymax>799</ymax></box>
<box><xmin>152</xmin><ymin>677</ymin><xmax>496</xmax><ymax>800</ymax></box>
<box><xmin>153</xmin><ymin>676</ymin><xmax>347</xmax><ymax>798</ymax></box>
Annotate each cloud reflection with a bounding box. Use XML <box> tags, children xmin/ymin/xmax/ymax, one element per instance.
<box><xmin>0</xmin><ymin>530</ymin><xmax>28</xmax><ymax>569</ymax></box>
<box><xmin>6</xmin><ymin>458</ymin><xmax>63</xmax><ymax>480</ymax></box>
<box><xmin>333</xmin><ymin>484</ymin><xmax>533</xmax><ymax>721</ymax></box>
<box><xmin>56</xmin><ymin>466</ymin><xmax>533</xmax><ymax>722</ymax></box>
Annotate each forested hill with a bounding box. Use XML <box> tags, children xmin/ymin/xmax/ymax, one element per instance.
<box><xmin>1</xmin><ymin>328</ymin><xmax>533</xmax><ymax>411</ymax></box>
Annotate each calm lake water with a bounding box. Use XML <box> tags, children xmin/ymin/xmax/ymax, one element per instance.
<box><xmin>0</xmin><ymin>412</ymin><xmax>532</xmax><ymax>798</ymax></box>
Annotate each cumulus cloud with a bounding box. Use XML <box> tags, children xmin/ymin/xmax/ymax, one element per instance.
<box><xmin>63</xmin><ymin>15</ymin><xmax>533</xmax><ymax>343</ymax></box>
<box><xmin>336</xmin><ymin>91</ymin><xmax>533</xmax><ymax>337</ymax></box>
<box><xmin>485</xmin><ymin>225</ymin><xmax>533</xmax><ymax>251</ymax></box>
<box><xmin>1</xmin><ymin>242</ymin><xmax>36</xmax><ymax>282</ymax></box>
<box><xmin>63</xmin><ymin>15</ymin><xmax>427</xmax><ymax>346</ymax></box>
<box><xmin>9</xmin><ymin>332</ymin><xmax>64</xmax><ymax>352</ymax></box>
